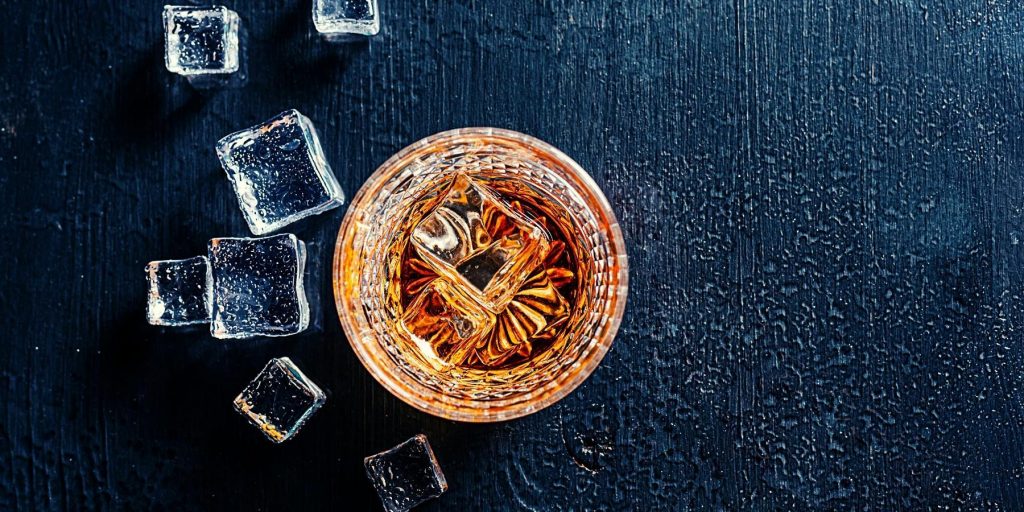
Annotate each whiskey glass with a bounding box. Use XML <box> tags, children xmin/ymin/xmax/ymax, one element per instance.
<box><xmin>333</xmin><ymin>128</ymin><xmax>628</xmax><ymax>422</ymax></box>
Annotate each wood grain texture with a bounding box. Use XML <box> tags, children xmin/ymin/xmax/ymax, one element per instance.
<box><xmin>2</xmin><ymin>0</ymin><xmax>1024</xmax><ymax>509</ymax></box>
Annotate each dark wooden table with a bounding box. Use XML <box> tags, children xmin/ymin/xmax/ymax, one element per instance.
<box><xmin>3</xmin><ymin>0</ymin><xmax>1024</xmax><ymax>510</ymax></box>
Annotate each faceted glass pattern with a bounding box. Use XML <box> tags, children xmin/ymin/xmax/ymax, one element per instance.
<box><xmin>233</xmin><ymin>357</ymin><xmax>326</xmax><ymax>443</ymax></box>
<box><xmin>145</xmin><ymin>256</ymin><xmax>212</xmax><ymax>326</ymax></box>
<box><xmin>163</xmin><ymin>5</ymin><xmax>240</xmax><ymax>76</ymax></box>
<box><xmin>217</xmin><ymin>110</ymin><xmax>344</xmax><ymax>235</ymax></box>
<box><xmin>364</xmin><ymin>435</ymin><xmax>447</xmax><ymax>512</ymax></box>
<box><xmin>313</xmin><ymin>0</ymin><xmax>380</xmax><ymax>37</ymax></box>
<box><xmin>208</xmin><ymin>234</ymin><xmax>309</xmax><ymax>339</ymax></box>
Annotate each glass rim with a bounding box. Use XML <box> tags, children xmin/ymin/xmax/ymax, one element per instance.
<box><xmin>333</xmin><ymin>127</ymin><xmax>629</xmax><ymax>422</ymax></box>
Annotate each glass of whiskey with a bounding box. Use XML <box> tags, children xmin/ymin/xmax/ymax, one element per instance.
<box><xmin>333</xmin><ymin>128</ymin><xmax>628</xmax><ymax>422</ymax></box>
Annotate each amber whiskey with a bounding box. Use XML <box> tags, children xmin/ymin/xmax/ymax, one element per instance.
<box><xmin>397</xmin><ymin>174</ymin><xmax>579</xmax><ymax>371</ymax></box>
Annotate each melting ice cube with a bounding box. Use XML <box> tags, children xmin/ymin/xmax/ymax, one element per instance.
<box><xmin>208</xmin><ymin>234</ymin><xmax>309</xmax><ymax>339</ymax></box>
<box><xmin>163</xmin><ymin>5</ymin><xmax>240</xmax><ymax>76</ymax></box>
<box><xmin>313</xmin><ymin>0</ymin><xmax>380</xmax><ymax>38</ymax></box>
<box><xmin>364</xmin><ymin>434</ymin><xmax>447</xmax><ymax>512</ymax></box>
<box><xmin>233</xmin><ymin>357</ymin><xmax>326</xmax><ymax>443</ymax></box>
<box><xmin>145</xmin><ymin>256</ymin><xmax>212</xmax><ymax>326</ymax></box>
<box><xmin>217</xmin><ymin>110</ymin><xmax>344</xmax><ymax>235</ymax></box>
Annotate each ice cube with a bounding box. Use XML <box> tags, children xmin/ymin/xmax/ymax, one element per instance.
<box><xmin>401</xmin><ymin>279</ymin><xmax>494</xmax><ymax>367</ymax></box>
<box><xmin>208</xmin><ymin>234</ymin><xmax>309</xmax><ymax>339</ymax></box>
<box><xmin>455</xmin><ymin>236</ymin><xmax>528</xmax><ymax>293</ymax></box>
<box><xmin>217</xmin><ymin>110</ymin><xmax>344</xmax><ymax>235</ymax></box>
<box><xmin>410</xmin><ymin>175</ymin><xmax>492</xmax><ymax>265</ymax></box>
<box><xmin>233</xmin><ymin>357</ymin><xmax>326</xmax><ymax>443</ymax></box>
<box><xmin>411</xmin><ymin>174</ymin><xmax>550</xmax><ymax>308</ymax></box>
<box><xmin>145</xmin><ymin>256</ymin><xmax>212</xmax><ymax>326</ymax></box>
<box><xmin>313</xmin><ymin>0</ymin><xmax>380</xmax><ymax>37</ymax></box>
<box><xmin>364</xmin><ymin>435</ymin><xmax>447</xmax><ymax>512</ymax></box>
<box><xmin>163</xmin><ymin>5</ymin><xmax>240</xmax><ymax>76</ymax></box>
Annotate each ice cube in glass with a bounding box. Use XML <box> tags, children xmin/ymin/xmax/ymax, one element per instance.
<box><xmin>217</xmin><ymin>110</ymin><xmax>344</xmax><ymax>235</ymax></box>
<box><xmin>145</xmin><ymin>256</ymin><xmax>212</xmax><ymax>326</ymax></box>
<box><xmin>313</xmin><ymin>0</ymin><xmax>380</xmax><ymax>37</ymax></box>
<box><xmin>208</xmin><ymin>234</ymin><xmax>309</xmax><ymax>339</ymax></box>
<box><xmin>401</xmin><ymin>279</ymin><xmax>495</xmax><ymax>367</ymax></box>
<box><xmin>233</xmin><ymin>357</ymin><xmax>326</xmax><ymax>443</ymax></box>
<box><xmin>163</xmin><ymin>5</ymin><xmax>240</xmax><ymax>75</ymax></box>
<box><xmin>411</xmin><ymin>174</ymin><xmax>550</xmax><ymax>308</ymax></box>
<box><xmin>364</xmin><ymin>434</ymin><xmax>447</xmax><ymax>512</ymax></box>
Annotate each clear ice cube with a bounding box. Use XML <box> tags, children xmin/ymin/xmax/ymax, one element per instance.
<box><xmin>411</xmin><ymin>174</ymin><xmax>550</xmax><ymax>308</ymax></box>
<box><xmin>217</xmin><ymin>110</ymin><xmax>344</xmax><ymax>235</ymax></box>
<box><xmin>163</xmin><ymin>5</ymin><xmax>240</xmax><ymax>76</ymax></box>
<box><xmin>233</xmin><ymin>357</ymin><xmax>326</xmax><ymax>443</ymax></box>
<box><xmin>208</xmin><ymin>234</ymin><xmax>309</xmax><ymax>339</ymax></box>
<box><xmin>364</xmin><ymin>435</ymin><xmax>447</xmax><ymax>512</ymax></box>
<box><xmin>313</xmin><ymin>0</ymin><xmax>380</xmax><ymax>37</ymax></box>
<box><xmin>145</xmin><ymin>256</ymin><xmax>212</xmax><ymax>326</ymax></box>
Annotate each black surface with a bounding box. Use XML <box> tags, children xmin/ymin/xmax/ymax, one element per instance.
<box><xmin>3</xmin><ymin>0</ymin><xmax>1024</xmax><ymax>510</ymax></box>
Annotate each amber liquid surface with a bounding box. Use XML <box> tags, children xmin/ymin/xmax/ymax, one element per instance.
<box><xmin>396</xmin><ymin>174</ymin><xmax>580</xmax><ymax>371</ymax></box>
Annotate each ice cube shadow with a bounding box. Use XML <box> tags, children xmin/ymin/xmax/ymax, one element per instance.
<box><xmin>109</xmin><ymin>44</ymin><xmax>208</xmax><ymax>146</ymax></box>
<box><xmin>268</xmin><ymin>2</ymin><xmax>369</xmax><ymax>91</ymax></box>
